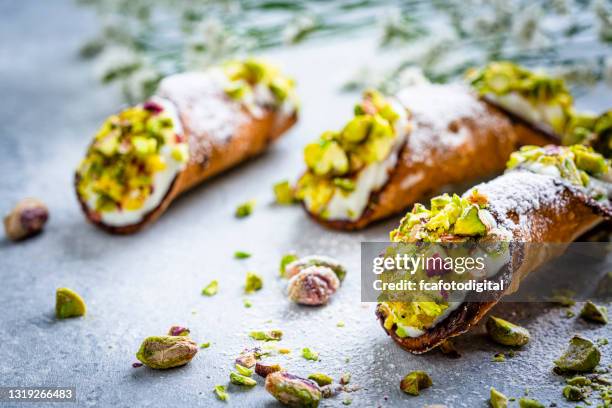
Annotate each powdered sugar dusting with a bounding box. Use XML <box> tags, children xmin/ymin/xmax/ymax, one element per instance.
<box><xmin>396</xmin><ymin>84</ymin><xmax>489</xmax><ymax>163</ymax></box>
<box><xmin>471</xmin><ymin>170</ymin><xmax>567</xmax><ymax>232</ymax></box>
<box><xmin>157</xmin><ymin>70</ymin><xmax>247</xmax><ymax>164</ymax></box>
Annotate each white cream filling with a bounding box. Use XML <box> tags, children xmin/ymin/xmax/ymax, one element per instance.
<box><xmin>487</xmin><ymin>92</ymin><xmax>565</xmax><ymax>134</ymax></box>
<box><xmin>313</xmin><ymin>102</ymin><xmax>409</xmax><ymax>221</ymax></box>
<box><xmin>86</xmin><ymin>97</ymin><xmax>187</xmax><ymax>227</ymax></box>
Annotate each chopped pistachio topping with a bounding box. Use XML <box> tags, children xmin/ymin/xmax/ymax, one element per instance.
<box><xmin>76</xmin><ymin>102</ymin><xmax>187</xmax><ymax>214</ymax></box>
<box><xmin>202</xmin><ymin>280</ymin><xmax>219</xmax><ymax>296</ymax></box>
<box><xmin>244</xmin><ymin>272</ymin><xmax>263</xmax><ymax>293</ymax></box>
<box><xmin>200</xmin><ymin>342</ymin><xmax>211</xmax><ymax>349</ymax></box>
<box><xmin>400</xmin><ymin>371</ymin><xmax>432</xmax><ymax>396</ymax></box>
<box><xmin>308</xmin><ymin>373</ymin><xmax>333</xmax><ymax>387</ymax></box>
<box><xmin>230</xmin><ymin>371</ymin><xmax>257</xmax><ymax>387</ymax></box>
<box><xmin>563</xmin><ymin>110</ymin><xmax>612</xmax><ymax>158</ymax></box>
<box><xmin>55</xmin><ymin>288</ymin><xmax>87</xmax><ymax>319</ymax></box>
<box><xmin>518</xmin><ymin>397</ymin><xmax>544</xmax><ymax>408</ymax></box>
<box><xmin>302</xmin><ymin>347</ymin><xmax>319</xmax><ymax>361</ymax></box>
<box><xmin>236</xmin><ymin>364</ymin><xmax>253</xmax><ymax>377</ymax></box>
<box><xmin>279</xmin><ymin>252</ymin><xmax>299</xmax><ymax>277</ymax></box>
<box><xmin>214</xmin><ymin>385</ymin><xmax>229</xmax><ymax>401</ymax></box>
<box><xmin>580</xmin><ymin>301</ymin><xmax>609</xmax><ymax>324</ymax></box>
<box><xmin>223</xmin><ymin>58</ymin><xmax>297</xmax><ymax>108</ymax></box>
<box><xmin>486</xmin><ymin>316</ymin><xmax>530</xmax><ymax>347</ymax></box>
<box><xmin>562</xmin><ymin>385</ymin><xmax>585</xmax><ymax>401</ymax></box>
<box><xmin>490</xmin><ymin>387</ymin><xmax>508</xmax><ymax>408</ymax></box>
<box><xmin>249</xmin><ymin>330</ymin><xmax>283</xmax><ymax>342</ymax></box>
<box><xmin>381</xmin><ymin>301</ymin><xmax>449</xmax><ymax>336</ymax></box>
<box><xmin>234</xmin><ymin>250</ymin><xmax>251</xmax><ymax>259</ymax></box>
<box><xmin>554</xmin><ymin>335</ymin><xmax>601</xmax><ymax>373</ymax></box>
<box><xmin>507</xmin><ymin>145</ymin><xmax>610</xmax><ymax>195</ymax></box>
<box><xmin>390</xmin><ymin>190</ymin><xmax>490</xmax><ymax>243</ymax></box>
<box><xmin>467</xmin><ymin>61</ymin><xmax>572</xmax><ymax>135</ymax></box>
<box><xmin>296</xmin><ymin>90</ymin><xmax>405</xmax><ymax>217</ymax></box>
<box><xmin>235</xmin><ymin>200</ymin><xmax>256</xmax><ymax>218</ymax></box>
<box><xmin>243</xmin><ymin>299</ymin><xmax>253</xmax><ymax>308</ymax></box>
<box><xmin>492</xmin><ymin>353</ymin><xmax>506</xmax><ymax>363</ymax></box>
<box><xmin>273</xmin><ymin>180</ymin><xmax>296</xmax><ymax>205</ymax></box>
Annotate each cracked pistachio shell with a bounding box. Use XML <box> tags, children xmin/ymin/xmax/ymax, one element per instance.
<box><xmin>400</xmin><ymin>371</ymin><xmax>432</xmax><ymax>396</ymax></box>
<box><xmin>55</xmin><ymin>288</ymin><xmax>86</xmax><ymax>319</ymax></box>
<box><xmin>486</xmin><ymin>316</ymin><xmax>530</xmax><ymax>346</ymax></box>
<box><xmin>580</xmin><ymin>301</ymin><xmax>608</xmax><ymax>324</ymax></box>
<box><xmin>288</xmin><ymin>266</ymin><xmax>340</xmax><ymax>306</ymax></box>
<box><xmin>554</xmin><ymin>335</ymin><xmax>601</xmax><ymax>372</ymax></box>
<box><xmin>265</xmin><ymin>371</ymin><xmax>321</xmax><ymax>408</ymax></box>
<box><xmin>489</xmin><ymin>387</ymin><xmax>508</xmax><ymax>408</ymax></box>
<box><xmin>136</xmin><ymin>336</ymin><xmax>198</xmax><ymax>369</ymax></box>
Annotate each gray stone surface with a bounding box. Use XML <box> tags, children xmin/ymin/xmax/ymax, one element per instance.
<box><xmin>0</xmin><ymin>1</ymin><xmax>610</xmax><ymax>407</ymax></box>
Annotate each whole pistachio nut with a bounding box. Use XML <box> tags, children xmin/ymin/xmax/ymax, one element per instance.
<box><xmin>400</xmin><ymin>371</ymin><xmax>432</xmax><ymax>396</ymax></box>
<box><xmin>136</xmin><ymin>336</ymin><xmax>198</xmax><ymax>369</ymax></box>
<box><xmin>562</xmin><ymin>385</ymin><xmax>585</xmax><ymax>401</ymax></box>
<box><xmin>308</xmin><ymin>373</ymin><xmax>333</xmax><ymax>387</ymax></box>
<box><xmin>168</xmin><ymin>326</ymin><xmax>190</xmax><ymax>336</ymax></box>
<box><xmin>486</xmin><ymin>316</ymin><xmax>530</xmax><ymax>346</ymax></box>
<box><xmin>554</xmin><ymin>335</ymin><xmax>601</xmax><ymax>372</ymax></box>
<box><xmin>230</xmin><ymin>371</ymin><xmax>257</xmax><ymax>387</ymax></box>
<box><xmin>236</xmin><ymin>347</ymin><xmax>263</xmax><ymax>368</ymax></box>
<box><xmin>4</xmin><ymin>198</ymin><xmax>49</xmax><ymax>241</ymax></box>
<box><xmin>580</xmin><ymin>301</ymin><xmax>608</xmax><ymax>324</ymax></box>
<box><xmin>256</xmin><ymin>362</ymin><xmax>282</xmax><ymax>378</ymax></box>
<box><xmin>518</xmin><ymin>398</ymin><xmax>544</xmax><ymax>408</ymax></box>
<box><xmin>285</xmin><ymin>255</ymin><xmax>347</xmax><ymax>282</ymax></box>
<box><xmin>55</xmin><ymin>288</ymin><xmax>86</xmax><ymax>319</ymax></box>
<box><xmin>265</xmin><ymin>371</ymin><xmax>322</xmax><ymax>408</ymax></box>
<box><xmin>288</xmin><ymin>266</ymin><xmax>340</xmax><ymax>306</ymax></box>
<box><xmin>489</xmin><ymin>387</ymin><xmax>508</xmax><ymax>408</ymax></box>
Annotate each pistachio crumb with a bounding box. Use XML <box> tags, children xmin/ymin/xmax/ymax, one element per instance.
<box><xmin>243</xmin><ymin>299</ymin><xmax>253</xmax><ymax>308</ymax></box>
<box><xmin>200</xmin><ymin>342</ymin><xmax>211</xmax><ymax>349</ymax></box>
<box><xmin>229</xmin><ymin>371</ymin><xmax>257</xmax><ymax>387</ymax></box>
<box><xmin>517</xmin><ymin>397</ymin><xmax>544</xmax><ymax>408</ymax></box>
<box><xmin>492</xmin><ymin>353</ymin><xmax>506</xmax><ymax>363</ymax></box>
<box><xmin>201</xmin><ymin>280</ymin><xmax>219</xmax><ymax>296</ymax></box>
<box><xmin>273</xmin><ymin>180</ymin><xmax>296</xmax><ymax>205</ymax></box>
<box><xmin>554</xmin><ymin>335</ymin><xmax>601</xmax><ymax>372</ymax></box>
<box><xmin>234</xmin><ymin>251</ymin><xmax>251</xmax><ymax>259</ymax></box>
<box><xmin>245</xmin><ymin>272</ymin><xmax>263</xmax><ymax>294</ymax></box>
<box><xmin>486</xmin><ymin>316</ymin><xmax>530</xmax><ymax>346</ymax></box>
<box><xmin>580</xmin><ymin>301</ymin><xmax>608</xmax><ymax>324</ymax></box>
<box><xmin>342</xmin><ymin>397</ymin><xmax>352</xmax><ymax>405</ymax></box>
<box><xmin>336</xmin><ymin>321</ymin><xmax>345</xmax><ymax>328</ymax></box>
<box><xmin>55</xmin><ymin>288</ymin><xmax>86</xmax><ymax>319</ymax></box>
<box><xmin>236</xmin><ymin>364</ymin><xmax>253</xmax><ymax>377</ymax></box>
<box><xmin>235</xmin><ymin>200</ymin><xmax>256</xmax><ymax>218</ymax></box>
<box><xmin>214</xmin><ymin>385</ymin><xmax>229</xmax><ymax>401</ymax></box>
<box><xmin>490</xmin><ymin>387</ymin><xmax>508</xmax><ymax>408</ymax></box>
<box><xmin>308</xmin><ymin>373</ymin><xmax>333</xmax><ymax>386</ymax></box>
<box><xmin>302</xmin><ymin>347</ymin><xmax>319</xmax><ymax>361</ymax></box>
<box><xmin>279</xmin><ymin>252</ymin><xmax>299</xmax><ymax>278</ymax></box>
<box><xmin>249</xmin><ymin>330</ymin><xmax>283</xmax><ymax>342</ymax></box>
<box><xmin>400</xmin><ymin>371</ymin><xmax>432</xmax><ymax>396</ymax></box>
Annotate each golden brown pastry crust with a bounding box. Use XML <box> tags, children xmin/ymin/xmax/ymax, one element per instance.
<box><xmin>308</xmin><ymin>86</ymin><xmax>557</xmax><ymax>231</ymax></box>
<box><xmin>376</xmin><ymin>171</ymin><xmax>610</xmax><ymax>353</ymax></box>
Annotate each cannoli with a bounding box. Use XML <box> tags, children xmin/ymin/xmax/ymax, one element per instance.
<box><xmin>75</xmin><ymin>58</ymin><xmax>298</xmax><ymax>234</ymax></box>
<box><xmin>376</xmin><ymin>144</ymin><xmax>612</xmax><ymax>353</ymax></box>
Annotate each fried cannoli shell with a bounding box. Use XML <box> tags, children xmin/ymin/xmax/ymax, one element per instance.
<box><xmin>77</xmin><ymin>73</ymin><xmax>297</xmax><ymax>234</ymax></box>
<box><xmin>376</xmin><ymin>170</ymin><xmax>611</xmax><ymax>354</ymax></box>
<box><xmin>312</xmin><ymin>85</ymin><xmax>553</xmax><ymax>230</ymax></box>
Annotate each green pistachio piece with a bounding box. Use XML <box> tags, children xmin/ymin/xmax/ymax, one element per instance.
<box><xmin>453</xmin><ymin>205</ymin><xmax>487</xmax><ymax>236</ymax></box>
<box><xmin>200</xmin><ymin>342</ymin><xmax>211</xmax><ymax>349</ymax></box>
<box><xmin>580</xmin><ymin>301</ymin><xmax>608</xmax><ymax>324</ymax></box>
<box><xmin>234</xmin><ymin>251</ymin><xmax>251</xmax><ymax>259</ymax></box>
<box><xmin>341</xmin><ymin>115</ymin><xmax>371</xmax><ymax>143</ymax></box>
<box><xmin>265</xmin><ymin>372</ymin><xmax>322</xmax><ymax>408</ymax></box>
<box><xmin>235</xmin><ymin>200</ymin><xmax>256</xmax><ymax>218</ymax></box>
<box><xmin>249</xmin><ymin>330</ymin><xmax>283</xmax><ymax>341</ymax></box>
<box><xmin>562</xmin><ymin>385</ymin><xmax>585</xmax><ymax>401</ymax></box>
<box><xmin>202</xmin><ymin>280</ymin><xmax>219</xmax><ymax>296</ymax></box>
<box><xmin>236</xmin><ymin>364</ymin><xmax>253</xmax><ymax>377</ymax></box>
<box><xmin>55</xmin><ymin>288</ymin><xmax>86</xmax><ymax>319</ymax></box>
<box><xmin>302</xmin><ymin>347</ymin><xmax>319</xmax><ymax>361</ymax></box>
<box><xmin>518</xmin><ymin>398</ymin><xmax>544</xmax><ymax>408</ymax></box>
<box><xmin>243</xmin><ymin>299</ymin><xmax>253</xmax><ymax>308</ymax></box>
<box><xmin>566</xmin><ymin>376</ymin><xmax>591</xmax><ymax>386</ymax></box>
<box><xmin>333</xmin><ymin>178</ymin><xmax>356</xmax><ymax>192</ymax></box>
<box><xmin>214</xmin><ymin>385</ymin><xmax>229</xmax><ymax>401</ymax></box>
<box><xmin>492</xmin><ymin>353</ymin><xmax>506</xmax><ymax>362</ymax></box>
<box><xmin>245</xmin><ymin>271</ymin><xmax>263</xmax><ymax>293</ymax></box>
<box><xmin>274</xmin><ymin>180</ymin><xmax>296</xmax><ymax>205</ymax></box>
<box><xmin>571</xmin><ymin>145</ymin><xmax>608</xmax><ymax>175</ymax></box>
<box><xmin>308</xmin><ymin>373</ymin><xmax>333</xmax><ymax>386</ymax></box>
<box><xmin>230</xmin><ymin>371</ymin><xmax>257</xmax><ymax>387</ymax></box>
<box><xmin>280</xmin><ymin>252</ymin><xmax>299</xmax><ymax>277</ymax></box>
<box><xmin>489</xmin><ymin>387</ymin><xmax>508</xmax><ymax>408</ymax></box>
<box><xmin>400</xmin><ymin>371</ymin><xmax>432</xmax><ymax>396</ymax></box>
<box><xmin>136</xmin><ymin>335</ymin><xmax>198</xmax><ymax>369</ymax></box>
<box><xmin>554</xmin><ymin>335</ymin><xmax>601</xmax><ymax>372</ymax></box>
<box><xmin>224</xmin><ymin>80</ymin><xmax>250</xmax><ymax>100</ymax></box>
<box><xmin>486</xmin><ymin>316</ymin><xmax>530</xmax><ymax>346</ymax></box>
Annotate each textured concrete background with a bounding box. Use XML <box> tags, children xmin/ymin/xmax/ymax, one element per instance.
<box><xmin>0</xmin><ymin>1</ymin><xmax>610</xmax><ymax>407</ymax></box>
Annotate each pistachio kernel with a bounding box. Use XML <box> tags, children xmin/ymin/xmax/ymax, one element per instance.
<box><xmin>214</xmin><ymin>385</ymin><xmax>229</xmax><ymax>401</ymax></box>
<box><xmin>168</xmin><ymin>326</ymin><xmax>190</xmax><ymax>336</ymax></box>
<box><xmin>249</xmin><ymin>330</ymin><xmax>282</xmax><ymax>342</ymax></box>
<box><xmin>302</xmin><ymin>348</ymin><xmax>319</xmax><ymax>361</ymax></box>
<box><xmin>245</xmin><ymin>272</ymin><xmax>263</xmax><ymax>294</ymax></box>
<box><xmin>554</xmin><ymin>335</ymin><xmax>601</xmax><ymax>372</ymax></box>
<box><xmin>400</xmin><ymin>371</ymin><xmax>432</xmax><ymax>396</ymax></box>
<box><xmin>235</xmin><ymin>200</ymin><xmax>255</xmax><ymax>218</ymax></box>
<box><xmin>288</xmin><ymin>266</ymin><xmax>341</xmax><ymax>306</ymax></box>
<box><xmin>517</xmin><ymin>398</ymin><xmax>544</xmax><ymax>408</ymax></box>
<box><xmin>486</xmin><ymin>316</ymin><xmax>530</xmax><ymax>346</ymax></box>
<box><xmin>562</xmin><ymin>385</ymin><xmax>585</xmax><ymax>401</ymax></box>
<box><xmin>566</xmin><ymin>376</ymin><xmax>591</xmax><ymax>386</ymax></box>
<box><xmin>4</xmin><ymin>198</ymin><xmax>49</xmax><ymax>241</ymax></box>
<box><xmin>136</xmin><ymin>335</ymin><xmax>198</xmax><ymax>369</ymax></box>
<box><xmin>230</xmin><ymin>371</ymin><xmax>257</xmax><ymax>387</ymax></box>
<box><xmin>55</xmin><ymin>288</ymin><xmax>86</xmax><ymax>319</ymax></box>
<box><xmin>202</xmin><ymin>280</ymin><xmax>219</xmax><ymax>296</ymax></box>
<box><xmin>255</xmin><ymin>362</ymin><xmax>282</xmax><ymax>378</ymax></box>
<box><xmin>265</xmin><ymin>371</ymin><xmax>322</xmax><ymax>408</ymax></box>
<box><xmin>580</xmin><ymin>301</ymin><xmax>608</xmax><ymax>324</ymax></box>
<box><xmin>236</xmin><ymin>364</ymin><xmax>253</xmax><ymax>377</ymax></box>
<box><xmin>280</xmin><ymin>252</ymin><xmax>299</xmax><ymax>277</ymax></box>
<box><xmin>490</xmin><ymin>387</ymin><xmax>508</xmax><ymax>408</ymax></box>
<box><xmin>274</xmin><ymin>180</ymin><xmax>297</xmax><ymax>205</ymax></box>
<box><xmin>308</xmin><ymin>373</ymin><xmax>333</xmax><ymax>387</ymax></box>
